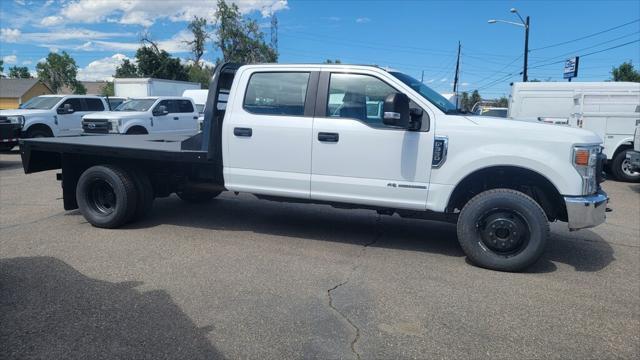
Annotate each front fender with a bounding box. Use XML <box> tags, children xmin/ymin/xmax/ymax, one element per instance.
<box><xmin>121</xmin><ymin>119</ymin><xmax>149</xmax><ymax>134</ymax></box>
<box><xmin>23</xmin><ymin>117</ymin><xmax>57</xmax><ymax>136</ymax></box>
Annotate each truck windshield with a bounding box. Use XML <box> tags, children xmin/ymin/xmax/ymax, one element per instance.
<box><xmin>19</xmin><ymin>96</ymin><xmax>63</xmax><ymax>110</ymax></box>
<box><xmin>114</xmin><ymin>99</ymin><xmax>157</xmax><ymax>112</ymax></box>
<box><xmin>389</xmin><ymin>72</ymin><xmax>459</xmax><ymax>114</ymax></box>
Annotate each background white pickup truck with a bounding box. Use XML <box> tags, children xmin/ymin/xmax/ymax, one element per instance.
<box><xmin>0</xmin><ymin>95</ymin><xmax>108</xmax><ymax>138</ymax></box>
<box><xmin>82</xmin><ymin>96</ymin><xmax>200</xmax><ymax>135</ymax></box>
<box><xmin>20</xmin><ymin>63</ymin><xmax>610</xmax><ymax>272</ymax></box>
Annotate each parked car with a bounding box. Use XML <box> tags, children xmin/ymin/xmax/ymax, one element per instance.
<box><xmin>20</xmin><ymin>63</ymin><xmax>609</xmax><ymax>272</ymax></box>
<box><xmin>82</xmin><ymin>97</ymin><xmax>199</xmax><ymax>135</ymax></box>
<box><xmin>0</xmin><ymin>115</ymin><xmax>23</xmax><ymax>151</ymax></box>
<box><xmin>0</xmin><ymin>95</ymin><xmax>108</xmax><ymax>139</ymax></box>
<box><xmin>508</xmin><ymin>81</ymin><xmax>640</xmax><ymax>181</ymax></box>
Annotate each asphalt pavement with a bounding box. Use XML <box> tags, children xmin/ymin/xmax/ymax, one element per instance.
<box><xmin>1</xmin><ymin>150</ymin><xmax>638</xmax><ymax>359</ymax></box>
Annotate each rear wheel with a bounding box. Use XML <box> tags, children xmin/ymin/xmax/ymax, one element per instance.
<box><xmin>76</xmin><ymin>165</ymin><xmax>138</xmax><ymax>228</ymax></box>
<box><xmin>610</xmin><ymin>149</ymin><xmax>640</xmax><ymax>182</ymax></box>
<box><xmin>176</xmin><ymin>190</ymin><xmax>221</xmax><ymax>203</ymax></box>
<box><xmin>456</xmin><ymin>189</ymin><xmax>549</xmax><ymax>272</ymax></box>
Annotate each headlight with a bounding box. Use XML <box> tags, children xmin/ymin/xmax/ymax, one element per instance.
<box><xmin>108</xmin><ymin>119</ymin><xmax>120</xmax><ymax>131</ymax></box>
<box><xmin>7</xmin><ymin>115</ymin><xmax>25</xmax><ymax>126</ymax></box>
<box><xmin>572</xmin><ymin>145</ymin><xmax>600</xmax><ymax>195</ymax></box>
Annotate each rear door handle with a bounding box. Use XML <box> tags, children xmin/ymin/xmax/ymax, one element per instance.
<box><xmin>173</xmin><ymin>117</ymin><xmax>179</xmax><ymax>120</ymax></box>
<box><xmin>318</xmin><ymin>132</ymin><xmax>339</xmax><ymax>142</ymax></box>
<box><xmin>234</xmin><ymin>127</ymin><xmax>253</xmax><ymax>137</ymax></box>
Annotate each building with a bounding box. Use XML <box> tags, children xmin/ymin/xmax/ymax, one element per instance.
<box><xmin>0</xmin><ymin>78</ymin><xmax>53</xmax><ymax>109</ymax></box>
<box><xmin>59</xmin><ymin>81</ymin><xmax>110</xmax><ymax>95</ymax></box>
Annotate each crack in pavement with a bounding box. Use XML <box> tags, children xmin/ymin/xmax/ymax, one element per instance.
<box><xmin>326</xmin><ymin>215</ymin><xmax>382</xmax><ymax>360</ymax></box>
<box><xmin>0</xmin><ymin>210</ymin><xmax>67</xmax><ymax>230</ymax></box>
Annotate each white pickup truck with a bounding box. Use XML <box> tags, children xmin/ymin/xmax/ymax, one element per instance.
<box><xmin>19</xmin><ymin>63</ymin><xmax>609</xmax><ymax>272</ymax></box>
<box><xmin>0</xmin><ymin>95</ymin><xmax>109</xmax><ymax>139</ymax></box>
<box><xmin>81</xmin><ymin>97</ymin><xmax>200</xmax><ymax>135</ymax></box>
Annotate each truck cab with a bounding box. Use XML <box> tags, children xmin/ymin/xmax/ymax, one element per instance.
<box><xmin>0</xmin><ymin>95</ymin><xmax>108</xmax><ymax>140</ymax></box>
<box><xmin>19</xmin><ymin>63</ymin><xmax>610</xmax><ymax>272</ymax></box>
<box><xmin>82</xmin><ymin>97</ymin><xmax>199</xmax><ymax>135</ymax></box>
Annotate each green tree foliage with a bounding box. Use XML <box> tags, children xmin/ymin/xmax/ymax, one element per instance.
<box><xmin>0</xmin><ymin>59</ymin><xmax>4</xmax><ymax>74</ymax></box>
<box><xmin>36</xmin><ymin>51</ymin><xmax>84</xmax><ymax>94</ymax></box>
<box><xmin>611</xmin><ymin>61</ymin><xmax>640</xmax><ymax>82</ymax></box>
<box><xmin>459</xmin><ymin>91</ymin><xmax>469</xmax><ymax>111</ymax></box>
<box><xmin>115</xmin><ymin>59</ymin><xmax>139</xmax><ymax>78</ymax></box>
<box><xmin>101</xmin><ymin>82</ymin><xmax>115</xmax><ymax>96</ymax></box>
<box><xmin>469</xmin><ymin>90</ymin><xmax>482</xmax><ymax>111</ymax></box>
<box><xmin>8</xmin><ymin>66</ymin><xmax>31</xmax><ymax>78</ymax></box>
<box><xmin>185</xmin><ymin>63</ymin><xmax>214</xmax><ymax>88</ymax></box>
<box><xmin>214</xmin><ymin>0</ymin><xmax>278</xmax><ymax>63</ymax></box>
<box><xmin>496</xmin><ymin>96</ymin><xmax>509</xmax><ymax>108</ymax></box>
<box><xmin>185</xmin><ymin>16</ymin><xmax>210</xmax><ymax>65</ymax></box>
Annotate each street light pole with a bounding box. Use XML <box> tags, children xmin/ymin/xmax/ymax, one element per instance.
<box><xmin>523</xmin><ymin>16</ymin><xmax>529</xmax><ymax>82</ymax></box>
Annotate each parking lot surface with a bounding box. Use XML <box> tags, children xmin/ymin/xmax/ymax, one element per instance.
<box><xmin>1</xmin><ymin>150</ymin><xmax>639</xmax><ymax>359</ymax></box>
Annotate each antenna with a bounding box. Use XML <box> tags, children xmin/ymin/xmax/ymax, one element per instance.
<box><xmin>452</xmin><ymin>41</ymin><xmax>461</xmax><ymax>108</ymax></box>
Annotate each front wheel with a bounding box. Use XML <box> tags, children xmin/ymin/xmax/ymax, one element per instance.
<box><xmin>456</xmin><ymin>189</ymin><xmax>549</xmax><ymax>272</ymax></box>
<box><xmin>610</xmin><ymin>149</ymin><xmax>640</xmax><ymax>182</ymax></box>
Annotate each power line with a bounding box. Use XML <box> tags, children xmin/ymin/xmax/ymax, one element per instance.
<box><xmin>530</xmin><ymin>18</ymin><xmax>640</xmax><ymax>51</ymax></box>
<box><xmin>528</xmin><ymin>39</ymin><xmax>640</xmax><ymax>70</ymax></box>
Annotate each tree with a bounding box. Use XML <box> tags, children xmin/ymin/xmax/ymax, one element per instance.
<box><xmin>0</xmin><ymin>59</ymin><xmax>4</xmax><ymax>74</ymax></box>
<box><xmin>459</xmin><ymin>91</ymin><xmax>469</xmax><ymax>111</ymax></box>
<box><xmin>496</xmin><ymin>96</ymin><xmax>509</xmax><ymax>108</ymax></box>
<box><xmin>611</xmin><ymin>61</ymin><xmax>640</xmax><ymax>82</ymax></box>
<box><xmin>36</xmin><ymin>51</ymin><xmax>84</xmax><ymax>94</ymax></box>
<box><xmin>186</xmin><ymin>63</ymin><xmax>214</xmax><ymax>88</ymax></box>
<box><xmin>214</xmin><ymin>0</ymin><xmax>278</xmax><ymax>63</ymax></box>
<box><xmin>135</xmin><ymin>46</ymin><xmax>189</xmax><ymax>80</ymax></box>
<box><xmin>115</xmin><ymin>59</ymin><xmax>139</xmax><ymax>78</ymax></box>
<box><xmin>469</xmin><ymin>90</ymin><xmax>482</xmax><ymax>111</ymax></box>
<box><xmin>101</xmin><ymin>82</ymin><xmax>115</xmax><ymax>96</ymax></box>
<box><xmin>185</xmin><ymin>16</ymin><xmax>210</xmax><ymax>65</ymax></box>
<box><xmin>8</xmin><ymin>66</ymin><xmax>31</xmax><ymax>78</ymax></box>
<box><xmin>325</xmin><ymin>59</ymin><xmax>341</xmax><ymax>64</ymax></box>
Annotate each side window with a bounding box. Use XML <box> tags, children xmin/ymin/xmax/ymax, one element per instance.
<box><xmin>327</xmin><ymin>73</ymin><xmax>398</xmax><ymax>128</ymax></box>
<box><xmin>85</xmin><ymin>98</ymin><xmax>105</xmax><ymax>111</ymax></box>
<box><xmin>244</xmin><ymin>72</ymin><xmax>310</xmax><ymax>116</ymax></box>
<box><xmin>59</xmin><ymin>98</ymin><xmax>83</xmax><ymax>112</ymax></box>
<box><xmin>176</xmin><ymin>99</ymin><xmax>194</xmax><ymax>113</ymax></box>
<box><xmin>155</xmin><ymin>100</ymin><xmax>172</xmax><ymax>113</ymax></box>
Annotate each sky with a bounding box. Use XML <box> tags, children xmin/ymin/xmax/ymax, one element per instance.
<box><xmin>1</xmin><ymin>0</ymin><xmax>639</xmax><ymax>98</ymax></box>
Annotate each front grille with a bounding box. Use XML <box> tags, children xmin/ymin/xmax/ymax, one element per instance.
<box><xmin>82</xmin><ymin>119</ymin><xmax>112</xmax><ymax>134</ymax></box>
<box><xmin>0</xmin><ymin>116</ymin><xmax>9</xmax><ymax>124</ymax></box>
<box><xmin>596</xmin><ymin>152</ymin><xmax>606</xmax><ymax>184</ymax></box>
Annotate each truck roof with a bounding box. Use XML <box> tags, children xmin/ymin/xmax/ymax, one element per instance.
<box><xmin>511</xmin><ymin>81</ymin><xmax>640</xmax><ymax>91</ymax></box>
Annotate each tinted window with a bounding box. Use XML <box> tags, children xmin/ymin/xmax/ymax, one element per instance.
<box><xmin>244</xmin><ymin>72</ymin><xmax>309</xmax><ymax>116</ymax></box>
<box><xmin>155</xmin><ymin>100</ymin><xmax>173</xmax><ymax>113</ymax></box>
<box><xmin>328</xmin><ymin>73</ymin><xmax>397</xmax><ymax>127</ymax></box>
<box><xmin>176</xmin><ymin>99</ymin><xmax>194</xmax><ymax>113</ymax></box>
<box><xmin>85</xmin><ymin>98</ymin><xmax>105</xmax><ymax>111</ymax></box>
<box><xmin>60</xmin><ymin>98</ymin><xmax>83</xmax><ymax>112</ymax></box>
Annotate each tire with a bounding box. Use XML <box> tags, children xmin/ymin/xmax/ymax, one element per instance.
<box><xmin>76</xmin><ymin>165</ymin><xmax>138</xmax><ymax>228</ymax></box>
<box><xmin>26</xmin><ymin>127</ymin><xmax>52</xmax><ymax>138</ymax></box>
<box><xmin>610</xmin><ymin>149</ymin><xmax>640</xmax><ymax>182</ymax></box>
<box><xmin>456</xmin><ymin>189</ymin><xmax>549</xmax><ymax>272</ymax></box>
<box><xmin>176</xmin><ymin>190</ymin><xmax>221</xmax><ymax>203</ymax></box>
<box><xmin>128</xmin><ymin>168</ymin><xmax>154</xmax><ymax>222</ymax></box>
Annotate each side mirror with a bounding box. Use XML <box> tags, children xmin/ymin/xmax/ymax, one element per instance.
<box><xmin>153</xmin><ymin>105</ymin><xmax>168</xmax><ymax>116</ymax></box>
<box><xmin>57</xmin><ymin>103</ymin><xmax>74</xmax><ymax>114</ymax></box>
<box><xmin>383</xmin><ymin>93</ymin><xmax>410</xmax><ymax>128</ymax></box>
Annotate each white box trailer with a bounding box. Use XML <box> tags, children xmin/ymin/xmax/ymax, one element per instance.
<box><xmin>508</xmin><ymin>81</ymin><xmax>640</xmax><ymax>181</ymax></box>
<box><xmin>114</xmin><ymin>78</ymin><xmax>201</xmax><ymax>98</ymax></box>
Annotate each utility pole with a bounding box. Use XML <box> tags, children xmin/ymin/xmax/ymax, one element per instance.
<box><xmin>523</xmin><ymin>16</ymin><xmax>529</xmax><ymax>82</ymax></box>
<box><xmin>452</xmin><ymin>41</ymin><xmax>461</xmax><ymax>108</ymax></box>
<box><xmin>270</xmin><ymin>13</ymin><xmax>279</xmax><ymax>54</ymax></box>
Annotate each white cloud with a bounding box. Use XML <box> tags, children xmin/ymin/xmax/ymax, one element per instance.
<box><xmin>77</xmin><ymin>53</ymin><xmax>130</xmax><ymax>81</ymax></box>
<box><xmin>14</xmin><ymin>0</ymin><xmax>26</xmax><ymax>5</ymax></box>
<box><xmin>60</xmin><ymin>0</ymin><xmax>288</xmax><ymax>27</ymax></box>
<box><xmin>22</xmin><ymin>60</ymin><xmax>32</xmax><ymax>65</ymax></box>
<box><xmin>24</xmin><ymin>28</ymin><xmax>135</xmax><ymax>43</ymax></box>
<box><xmin>440</xmin><ymin>78</ymin><xmax>448</xmax><ymax>82</ymax></box>
<box><xmin>425</xmin><ymin>79</ymin><xmax>435</xmax><ymax>84</ymax></box>
<box><xmin>355</xmin><ymin>17</ymin><xmax>371</xmax><ymax>23</ymax></box>
<box><xmin>0</xmin><ymin>28</ymin><xmax>22</xmax><ymax>43</ymax></box>
<box><xmin>2</xmin><ymin>55</ymin><xmax>18</xmax><ymax>64</ymax></box>
<box><xmin>41</xmin><ymin>16</ymin><xmax>65</xmax><ymax>27</ymax></box>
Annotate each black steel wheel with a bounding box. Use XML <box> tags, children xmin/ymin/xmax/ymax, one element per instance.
<box><xmin>457</xmin><ymin>189</ymin><xmax>549</xmax><ymax>272</ymax></box>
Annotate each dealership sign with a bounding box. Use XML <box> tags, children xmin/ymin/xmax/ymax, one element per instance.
<box><xmin>563</xmin><ymin>57</ymin><xmax>579</xmax><ymax>79</ymax></box>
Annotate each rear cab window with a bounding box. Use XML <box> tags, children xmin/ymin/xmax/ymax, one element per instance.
<box><xmin>243</xmin><ymin>72</ymin><xmax>310</xmax><ymax>116</ymax></box>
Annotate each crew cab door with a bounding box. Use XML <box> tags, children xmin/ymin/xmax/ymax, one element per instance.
<box><xmin>311</xmin><ymin>71</ymin><xmax>434</xmax><ymax>210</ymax></box>
<box><xmin>56</xmin><ymin>98</ymin><xmax>96</xmax><ymax>136</ymax></box>
<box><xmin>223</xmin><ymin>69</ymin><xmax>318</xmax><ymax>199</ymax></box>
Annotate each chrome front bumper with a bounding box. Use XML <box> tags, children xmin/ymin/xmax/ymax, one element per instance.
<box><xmin>564</xmin><ymin>190</ymin><xmax>609</xmax><ymax>231</ymax></box>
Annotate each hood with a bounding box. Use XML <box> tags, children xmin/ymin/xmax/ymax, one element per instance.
<box><xmin>0</xmin><ymin>109</ymin><xmax>52</xmax><ymax>117</ymax></box>
<box><xmin>83</xmin><ymin>111</ymin><xmax>147</xmax><ymax>120</ymax></box>
<box><xmin>465</xmin><ymin>115</ymin><xmax>602</xmax><ymax>144</ymax></box>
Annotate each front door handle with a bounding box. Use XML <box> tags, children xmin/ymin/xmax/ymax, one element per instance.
<box><xmin>173</xmin><ymin>117</ymin><xmax>179</xmax><ymax>120</ymax></box>
<box><xmin>318</xmin><ymin>132</ymin><xmax>339</xmax><ymax>142</ymax></box>
<box><xmin>234</xmin><ymin>127</ymin><xmax>252</xmax><ymax>137</ymax></box>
